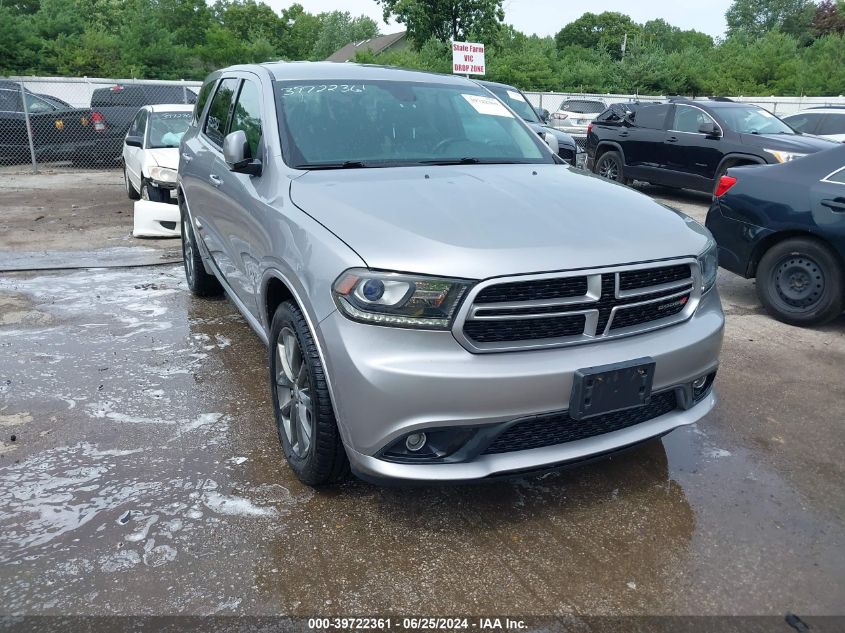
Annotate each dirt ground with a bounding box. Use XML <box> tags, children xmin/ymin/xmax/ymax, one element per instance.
<box><xmin>1</xmin><ymin>169</ymin><xmax>843</xmax><ymax>622</ymax></box>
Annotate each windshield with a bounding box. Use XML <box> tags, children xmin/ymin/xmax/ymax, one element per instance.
<box><xmin>719</xmin><ymin>106</ymin><xmax>795</xmax><ymax>135</ymax></box>
<box><xmin>148</xmin><ymin>111</ymin><xmax>192</xmax><ymax>148</ymax></box>
<box><xmin>274</xmin><ymin>80</ymin><xmax>552</xmax><ymax>169</ymax></box>
<box><xmin>484</xmin><ymin>85</ymin><xmax>539</xmax><ymax>123</ymax></box>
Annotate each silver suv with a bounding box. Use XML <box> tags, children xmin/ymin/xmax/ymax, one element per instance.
<box><xmin>178</xmin><ymin>63</ymin><xmax>724</xmax><ymax>486</ymax></box>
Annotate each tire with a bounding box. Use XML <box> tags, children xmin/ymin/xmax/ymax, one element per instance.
<box><xmin>270</xmin><ymin>301</ymin><xmax>349</xmax><ymax>486</ymax></box>
<box><xmin>595</xmin><ymin>150</ymin><xmax>630</xmax><ymax>185</ymax></box>
<box><xmin>180</xmin><ymin>206</ymin><xmax>222</xmax><ymax>297</ymax></box>
<box><xmin>756</xmin><ymin>237</ymin><xmax>844</xmax><ymax>327</ymax></box>
<box><xmin>141</xmin><ymin>179</ymin><xmax>168</xmax><ymax>203</ymax></box>
<box><xmin>124</xmin><ymin>165</ymin><xmax>140</xmax><ymax>200</ymax></box>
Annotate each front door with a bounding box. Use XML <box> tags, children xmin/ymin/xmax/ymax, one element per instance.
<box><xmin>666</xmin><ymin>104</ymin><xmax>723</xmax><ymax>190</ymax></box>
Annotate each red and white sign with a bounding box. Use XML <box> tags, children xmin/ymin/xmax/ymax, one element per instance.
<box><xmin>452</xmin><ymin>41</ymin><xmax>485</xmax><ymax>76</ymax></box>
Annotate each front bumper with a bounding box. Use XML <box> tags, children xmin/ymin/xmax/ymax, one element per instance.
<box><xmin>318</xmin><ymin>289</ymin><xmax>724</xmax><ymax>482</ymax></box>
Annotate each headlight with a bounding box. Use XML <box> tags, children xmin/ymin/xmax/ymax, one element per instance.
<box><xmin>765</xmin><ymin>149</ymin><xmax>806</xmax><ymax>163</ymax></box>
<box><xmin>332</xmin><ymin>269</ymin><xmax>471</xmax><ymax>330</ymax></box>
<box><xmin>697</xmin><ymin>238</ymin><xmax>718</xmax><ymax>294</ymax></box>
<box><xmin>149</xmin><ymin>166</ymin><xmax>177</xmax><ymax>183</ymax></box>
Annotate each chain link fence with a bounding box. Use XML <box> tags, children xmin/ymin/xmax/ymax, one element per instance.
<box><xmin>0</xmin><ymin>77</ymin><xmax>201</xmax><ymax>173</ymax></box>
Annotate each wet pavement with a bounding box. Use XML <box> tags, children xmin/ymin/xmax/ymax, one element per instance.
<box><xmin>1</xmin><ymin>193</ymin><xmax>845</xmax><ymax>617</ymax></box>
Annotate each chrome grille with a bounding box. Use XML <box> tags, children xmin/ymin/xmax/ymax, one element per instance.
<box><xmin>453</xmin><ymin>260</ymin><xmax>700</xmax><ymax>353</ymax></box>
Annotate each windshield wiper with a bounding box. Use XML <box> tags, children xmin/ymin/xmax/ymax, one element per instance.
<box><xmin>417</xmin><ymin>157</ymin><xmax>482</xmax><ymax>166</ymax></box>
<box><xmin>297</xmin><ymin>161</ymin><xmax>370</xmax><ymax>170</ymax></box>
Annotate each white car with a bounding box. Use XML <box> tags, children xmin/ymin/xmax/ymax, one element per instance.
<box><xmin>122</xmin><ymin>104</ymin><xmax>194</xmax><ymax>203</ymax></box>
<box><xmin>782</xmin><ymin>107</ymin><xmax>845</xmax><ymax>143</ymax></box>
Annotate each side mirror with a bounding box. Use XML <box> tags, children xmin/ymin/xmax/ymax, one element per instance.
<box><xmin>541</xmin><ymin>131</ymin><xmax>559</xmax><ymax>155</ymax></box>
<box><xmin>125</xmin><ymin>135</ymin><xmax>143</xmax><ymax>148</ymax></box>
<box><xmin>223</xmin><ymin>130</ymin><xmax>262</xmax><ymax>176</ymax></box>
<box><xmin>538</xmin><ymin>108</ymin><xmax>550</xmax><ymax>123</ymax></box>
<box><xmin>699</xmin><ymin>122</ymin><xmax>721</xmax><ymax>137</ymax></box>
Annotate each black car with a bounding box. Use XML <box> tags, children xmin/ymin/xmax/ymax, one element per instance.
<box><xmin>586</xmin><ymin>98</ymin><xmax>837</xmax><ymax>193</ymax></box>
<box><xmin>475</xmin><ymin>79</ymin><xmax>582</xmax><ymax>167</ymax></box>
<box><xmin>0</xmin><ymin>81</ymin><xmax>106</xmax><ymax>165</ymax></box>
<box><xmin>706</xmin><ymin>144</ymin><xmax>845</xmax><ymax>326</ymax></box>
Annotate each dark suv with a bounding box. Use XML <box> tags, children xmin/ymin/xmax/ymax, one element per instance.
<box><xmin>586</xmin><ymin>98</ymin><xmax>837</xmax><ymax>193</ymax></box>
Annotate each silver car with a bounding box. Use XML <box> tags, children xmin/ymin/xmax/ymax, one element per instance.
<box><xmin>178</xmin><ymin>63</ymin><xmax>724</xmax><ymax>486</ymax></box>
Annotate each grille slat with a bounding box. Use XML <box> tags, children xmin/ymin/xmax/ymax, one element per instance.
<box><xmin>483</xmin><ymin>390</ymin><xmax>678</xmax><ymax>454</ymax></box>
<box><xmin>459</xmin><ymin>263</ymin><xmax>695</xmax><ymax>350</ymax></box>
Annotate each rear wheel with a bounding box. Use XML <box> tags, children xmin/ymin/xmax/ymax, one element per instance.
<box><xmin>270</xmin><ymin>301</ymin><xmax>349</xmax><ymax>486</ymax></box>
<box><xmin>595</xmin><ymin>150</ymin><xmax>630</xmax><ymax>185</ymax></box>
<box><xmin>756</xmin><ymin>237</ymin><xmax>843</xmax><ymax>326</ymax></box>
<box><xmin>181</xmin><ymin>206</ymin><xmax>222</xmax><ymax>297</ymax></box>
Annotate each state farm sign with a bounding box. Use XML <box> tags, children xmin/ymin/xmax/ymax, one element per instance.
<box><xmin>452</xmin><ymin>41</ymin><xmax>485</xmax><ymax>75</ymax></box>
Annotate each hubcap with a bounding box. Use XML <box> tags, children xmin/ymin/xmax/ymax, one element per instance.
<box><xmin>599</xmin><ymin>157</ymin><xmax>619</xmax><ymax>181</ymax></box>
<box><xmin>182</xmin><ymin>217</ymin><xmax>194</xmax><ymax>283</ymax></box>
<box><xmin>275</xmin><ymin>328</ymin><xmax>313</xmax><ymax>458</ymax></box>
<box><xmin>773</xmin><ymin>255</ymin><xmax>824</xmax><ymax>309</ymax></box>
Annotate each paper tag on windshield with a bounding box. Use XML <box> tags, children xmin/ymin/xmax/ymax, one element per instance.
<box><xmin>462</xmin><ymin>94</ymin><xmax>513</xmax><ymax>117</ymax></box>
<box><xmin>506</xmin><ymin>90</ymin><xmax>523</xmax><ymax>102</ymax></box>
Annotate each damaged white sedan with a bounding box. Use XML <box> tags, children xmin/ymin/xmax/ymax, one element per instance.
<box><xmin>122</xmin><ymin>104</ymin><xmax>193</xmax><ymax>237</ymax></box>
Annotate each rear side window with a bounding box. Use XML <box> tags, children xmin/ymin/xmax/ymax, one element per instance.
<box><xmin>818</xmin><ymin>114</ymin><xmax>845</xmax><ymax>135</ymax></box>
<box><xmin>0</xmin><ymin>89</ymin><xmax>22</xmax><ymax>112</ymax></box>
<box><xmin>203</xmin><ymin>78</ymin><xmax>239</xmax><ymax>147</ymax></box>
<box><xmin>786</xmin><ymin>113</ymin><xmax>823</xmax><ymax>134</ymax></box>
<box><xmin>229</xmin><ymin>79</ymin><xmax>263</xmax><ymax>158</ymax></box>
<box><xmin>634</xmin><ymin>104</ymin><xmax>670</xmax><ymax>130</ymax></box>
<box><xmin>90</xmin><ymin>88</ymin><xmax>112</xmax><ymax>108</ymax></box>
<box><xmin>193</xmin><ymin>80</ymin><xmax>216</xmax><ymax>125</ymax></box>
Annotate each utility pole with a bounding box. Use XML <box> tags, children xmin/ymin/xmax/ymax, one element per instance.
<box><xmin>621</xmin><ymin>32</ymin><xmax>628</xmax><ymax>60</ymax></box>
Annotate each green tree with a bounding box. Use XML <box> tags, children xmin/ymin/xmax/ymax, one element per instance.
<box><xmin>555</xmin><ymin>12</ymin><xmax>641</xmax><ymax>60</ymax></box>
<box><xmin>280</xmin><ymin>3</ymin><xmax>322</xmax><ymax>59</ymax></box>
<box><xmin>311</xmin><ymin>11</ymin><xmax>380</xmax><ymax>60</ymax></box>
<box><xmin>725</xmin><ymin>0</ymin><xmax>816</xmax><ymax>40</ymax></box>
<box><xmin>375</xmin><ymin>0</ymin><xmax>504</xmax><ymax>48</ymax></box>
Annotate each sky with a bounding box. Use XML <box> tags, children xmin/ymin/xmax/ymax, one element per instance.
<box><xmin>269</xmin><ymin>0</ymin><xmax>734</xmax><ymax>39</ymax></box>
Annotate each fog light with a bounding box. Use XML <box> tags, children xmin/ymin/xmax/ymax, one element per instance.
<box><xmin>692</xmin><ymin>376</ymin><xmax>708</xmax><ymax>390</ymax></box>
<box><xmin>405</xmin><ymin>432</ymin><xmax>427</xmax><ymax>452</ymax></box>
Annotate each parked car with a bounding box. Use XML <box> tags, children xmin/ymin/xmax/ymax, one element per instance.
<box><xmin>179</xmin><ymin>63</ymin><xmax>723</xmax><ymax>486</ymax></box>
<box><xmin>0</xmin><ymin>81</ymin><xmax>107</xmax><ymax>165</ymax></box>
<box><xmin>782</xmin><ymin>107</ymin><xmax>845</xmax><ymax>143</ymax></box>
<box><xmin>551</xmin><ymin>97</ymin><xmax>609</xmax><ymax>149</ymax></box>
<box><xmin>122</xmin><ymin>104</ymin><xmax>194</xmax><ymax>204</ymax></box>
<box><xmin>476</xmin><ymin>80</ymin><xmax>583</xmax><ymax>167</ymax></box>
<box><xmin>586</xmin><ymin>98</ymin><xmax>838</xmax><ymax>193</ymax></box>
<box><xmin>706</xmin><ymin>145</ymin><xmax>844</xmax><ymax>326</ymax></box>
<box><xmin>89</xmin><ymin>83</ymin><xmax>197</xmax><ymax>163</ymax></box>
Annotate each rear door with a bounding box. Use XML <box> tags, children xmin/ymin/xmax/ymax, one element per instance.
<box><xmin>666</xmin><ymin>104</ymin><xmax>723</xmax><ymax>190</ymax></box>
<box><xmin>623</xmin><ymin>103</ymin><xmax>671</xmax><ymax>181</ymax></box>
<box><xmin>180</xmin><ymin>77</ymin><xmax>240</xmax><ymax>289</ymax></box>
<box><xmin>812</xmin><ymin>164</ymin><xmax>845</xmax><ymax>227</ymax></box>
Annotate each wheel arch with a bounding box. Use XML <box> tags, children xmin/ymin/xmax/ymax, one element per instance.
<box><xmin>594</xmin><ymin>141</ymin><xmax>626</xmax><ymax>166</ymax></box>
<box><xmin>716</xmin><ymin>153</ymin><xmax>766</xmax><ymax>177</ymax></box>
<box><xmin>747</xmin><ymin>229</ymin><xmax>845</xmax><ymax>278</ymax></box>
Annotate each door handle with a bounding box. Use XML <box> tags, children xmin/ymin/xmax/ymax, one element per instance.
<box><xmin>208</xmin><ymin>174</ymin><xmax>222</xmax><ymax>188</ymax></box>
<box><xmin>181</xmin><ymin>152</ymin><xmax>193</xmax><ymax>163</ymax></box>
<box><xmin>821</xmin><ymin>198</ymin><xmax>845</xmax><ymax>211</ymax></box>
<box><xmin>666</xmin><ymin>136</ymin><xmax>679</xmax><ymax>143</ymax></box>
<box><xmin>619</xmin><ymin>131</ymin><xmax>629</xmax><ymax>137</ymax></box>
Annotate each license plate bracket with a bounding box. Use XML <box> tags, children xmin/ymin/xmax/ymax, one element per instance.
<box><xmin>569</xmin><ymin>358</ymin><xmax>655</xmax><ymax>421</ymax></box>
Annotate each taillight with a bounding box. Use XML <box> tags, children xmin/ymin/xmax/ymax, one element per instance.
<box><xmin>91</xmin><ymin>111</ymin><xmax>106</xmax><ymax>133</ymax></box>
<box><xmin>715</xmin><ymin>175</ymin><xmax>737</xmax><ymax>197</ymax></box>
<box><xmin>587</xmin><ymin>123</ymin><xmax>593</xmax><ymax>135</ymax></box>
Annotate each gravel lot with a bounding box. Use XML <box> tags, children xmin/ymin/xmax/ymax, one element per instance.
<box><xmin>0</xmin><ymin>169</ymin><xmax>843</xmax><ymax>619</ymax></box>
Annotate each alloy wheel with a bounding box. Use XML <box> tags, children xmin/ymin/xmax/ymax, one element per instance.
<box><xmin>275</xmin><ymin>327</ymin><xmax>313</xmax><ymax>458</ymax></box>
<box><xmin>598</xmin><ymin>156</ymin><xmax>619</xmax><ymax>181</ymax></box>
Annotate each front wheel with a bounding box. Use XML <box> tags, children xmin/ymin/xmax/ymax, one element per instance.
<box><xmin>595</xmin><ymin>150</ymin><xmax>630</xmax><ymax>185</ymax></box>
<box><xmin>756</xmin><ymin>237</ymin><xmax>843</xmax><ymax>327</ymax></box>
<box><xmin>270</xmin><ymin>301</ymin><xmax>348</xmax><ymax>486</ymax></box>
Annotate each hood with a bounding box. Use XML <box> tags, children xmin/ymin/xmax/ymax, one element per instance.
<box><xmin>289</xmin><ymin>165</ymin><xmax>710</xmax><ymax>280</ymax></box>
<box><xmin>745</xmin><ymin>133</ymin><xmax>838</xmax><ymax>153</ymax></box>
<box><xmin>525</xmin><ymin>122</ymin><xmax>577</xmax><ymax>150</ymax></box>
<box><xmin>144</xmin><ymin>148</ymin><xmax>179</xmax><ymax>170</ymax></box>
